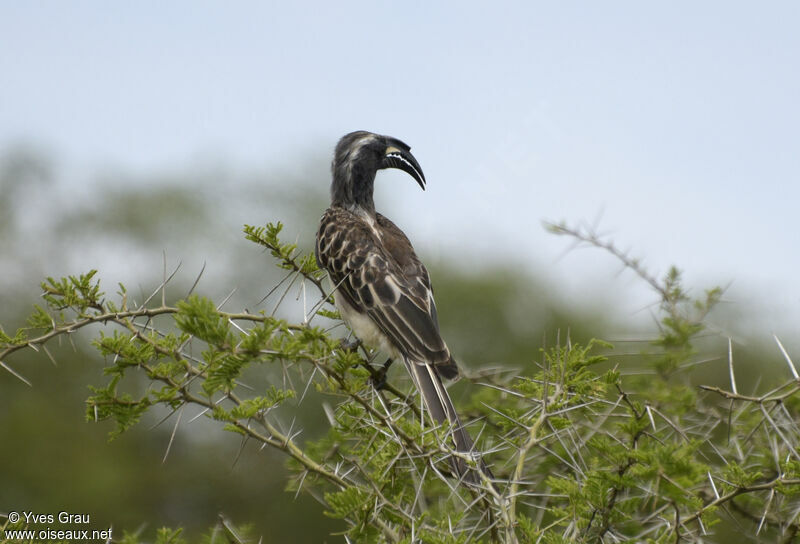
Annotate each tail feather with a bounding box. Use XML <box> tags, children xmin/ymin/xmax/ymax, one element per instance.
<box><xmin>405</xmin><ymin>359</ymin><xmax>494</xmax><ymax>485</ymax></box>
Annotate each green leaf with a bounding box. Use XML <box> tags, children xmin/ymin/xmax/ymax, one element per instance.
<box><xmin>175</xmin><ymin>295</ymin><xmax>230</xmax><ymax>346</ymax></box>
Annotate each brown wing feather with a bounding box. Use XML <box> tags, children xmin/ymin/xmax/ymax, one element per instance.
<box><xmin>315</xmin><ymin>207</ymin><xmax>458</xmax><ymax>378</ymax></box>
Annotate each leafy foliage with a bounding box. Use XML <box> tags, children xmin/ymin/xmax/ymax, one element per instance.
<box><xmin>2</xmin><ymin>221</ymin><xmax>800</xmax><ymax>543</ymax></box>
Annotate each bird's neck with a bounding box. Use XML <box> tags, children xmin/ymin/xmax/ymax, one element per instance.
<box><xmin>331</xmin><ymin>166</ymin><xmax>376</xmax><ymax>215</ymax></box>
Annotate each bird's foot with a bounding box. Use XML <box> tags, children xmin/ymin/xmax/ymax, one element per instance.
<box><xmin>339</xmin><ymin>337</ymin><xmax>361</xmax><ymax>352</ymax></box>
<box><xmin>370</xmin><ymin>358</ymin><xmax>395</xmax><ymax>390</ymax></box>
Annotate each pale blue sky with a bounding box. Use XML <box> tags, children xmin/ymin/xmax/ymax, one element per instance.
<box><xmin>2</xmin><ymin>2</ymin><xmax>798</xmax><ymax>339</ymax></box>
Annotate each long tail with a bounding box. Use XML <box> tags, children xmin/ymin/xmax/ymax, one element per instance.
<box><xmin>404</xmin><ymin>358</ymin><xmax>494</xmax><ymax>486</ymax></box>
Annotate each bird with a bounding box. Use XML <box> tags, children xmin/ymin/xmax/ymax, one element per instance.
<box><xmin>315</xmin><ymin>130</ymin><xmax>493</xmax><ymax>485</ymax></box>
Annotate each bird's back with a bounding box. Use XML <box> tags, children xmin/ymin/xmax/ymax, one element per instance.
<box><xmin>315</xmin><ymin>206</ymin><xmax>458</xmax><ymax>379</ymax></box>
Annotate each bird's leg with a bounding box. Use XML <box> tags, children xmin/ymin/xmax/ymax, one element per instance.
<box><xmin>371</xmin><ymin>358</ymin><xmax>395</xmax><ymax>390</ymax></box>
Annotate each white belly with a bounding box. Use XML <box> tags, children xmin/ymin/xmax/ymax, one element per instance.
<box><xmin>335</xmin><ymin>294</ymin><xmax>401</xmax><ymax>359</ymax></box>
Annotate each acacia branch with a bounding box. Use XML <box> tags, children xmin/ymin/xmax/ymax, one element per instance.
<box><xmin>683</xmin><ymin>477</ymin><xmax>800</xmax><ymax>527</ymax></box>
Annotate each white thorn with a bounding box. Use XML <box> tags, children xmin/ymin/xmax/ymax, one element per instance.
<box><xmin>773</xmin><ymin>334</ymin><xmax>799</xmax><ymax>380</ymax></box>
<box><xmin>727</xmin><ymin>338</ymin><xmax>738</xmax><ymax>394</ymax></box>
<box><xmin>0</xmin><ymin>360</ymin><xmax>32</xmax><ymax>386</ymax></box>
<box><xmin>646</xmin><ymin>404</ymin><xmax>656</xmax><ymax>431</ymax></box>
<box><xmin>707</xmin><ymin>471</ymin><xmax>719</xmax><ymax>499</ymax></box>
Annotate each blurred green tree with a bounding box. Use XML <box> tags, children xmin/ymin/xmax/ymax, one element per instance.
<box><xmin>2</xmin><ymin>148</ymin><xmax>798</xmax><ymax>543</ymax></box>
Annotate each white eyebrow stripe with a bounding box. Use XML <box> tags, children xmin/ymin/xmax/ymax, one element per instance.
<box><xmin>343</xmin><ymin>135</ymin><xmax>380</xmax><ymax>186</ymax></box>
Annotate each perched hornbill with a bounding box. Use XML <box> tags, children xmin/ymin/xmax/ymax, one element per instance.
<box><xmin>315</xmin><ymin>131</ymin><xmax>493</xmax><ymax>485</ymax></box>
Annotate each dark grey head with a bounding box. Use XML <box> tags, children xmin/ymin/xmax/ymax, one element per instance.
<box><xmin>330</xmin><ymin>131</ymin><xmax>426</xmax><ymax>213</ymax></box>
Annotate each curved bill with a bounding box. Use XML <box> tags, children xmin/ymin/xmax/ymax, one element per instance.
<box><xmin>380</xmin><ymin>143</ymin><xmax>426</xmax><ymax>190</ymax></box>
